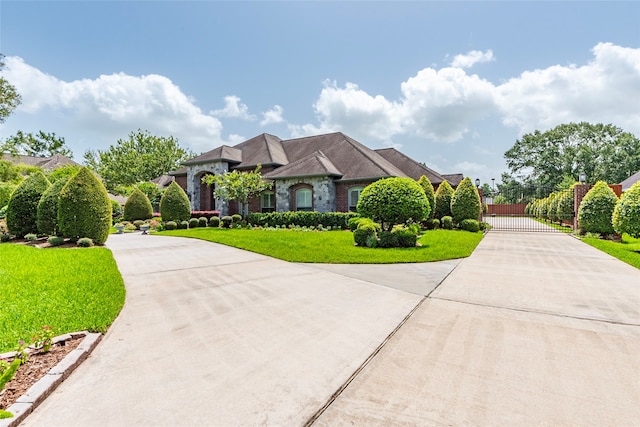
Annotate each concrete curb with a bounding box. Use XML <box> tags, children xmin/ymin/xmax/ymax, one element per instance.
<box><xmin>0</xmin><ymin>332</ymin><xmax>102</xmax><ymax>427</ymax></box>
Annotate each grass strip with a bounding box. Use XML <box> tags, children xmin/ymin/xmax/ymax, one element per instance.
<box><xmin>159</xmin><ymin>228</ymin><xmax>483</xmax><ymax>264</ymax></box>
<box><xmin>581</xmin><ymin>234</ymin><xmax>640</xmax><ymax>270</ymax></box>
<box><xmin>0</xmin><ymin>245</ymin><xmax>126</xmax><ymax>353</ymax></box>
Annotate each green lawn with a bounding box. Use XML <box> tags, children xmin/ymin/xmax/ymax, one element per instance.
<box><xmin>0</xmin><ymin>245</ymin><xmax>126</xmax><ymax>352</ymax></box>
<box><xmin>581</xmin><ymin>233</ymin><xmax>640</xmax><ymax>270</ymax></box>
<box><xmin>159</xmin><ymin>227</ymin><xmax>484</xmax><ymax>264</ymax></box>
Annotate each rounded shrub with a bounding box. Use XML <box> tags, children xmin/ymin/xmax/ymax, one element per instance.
<box><xmin>159</xmin><ymin>181</ymin><xmax>191</xmax><ymax>223</ymax></box>
<box><xmin>578</xmin><ymin>181</ymin><xmax>618</xmax><ymax>234</ymax></box>
<box><xmin>1</xmin><ymin>233</ymin><xmax>11</xmax><ymax>242</ymax></box>
<box><xmin>179</xmin><ymin>220</ymin><xmax>189</xmax><ymax>229</ymax></box>
<box><xmin>377</xmin><ymin>230</ymin><xmax>399</xmax><ymax>248</ymax></box>
<box><xmin>433</xmin><ymin>180</ymin><xmax>454</xmax><ymax>220</ymax></box>
<box><xmin>231</xmin><ymin>214</ymin><xmax>242</xmax><ymax>224</ymax></box>
<box><xmin>198</xmin><ymin>217</ymin><xmax>208</xmax><ymax>227</ymax></box>
<box><xmin>77</xmin><ymin>237</ymin><xmax>94</xmax><ymax>247</ymax></box>
<box><xmin>394</xmin><ymin>227</ymin><xmax>418</xmax><ymax>247</ymax></box>
<box><xmin>209</xmin><ymin>216</ymin><xmax>220</xmax><ymax>228</ymax></box>
<box><xmin>430</xmin><ymin>218</ymin><xmax>440</xmax><ymax>229</ymax></box>
<box><xmin>556</xmin><ymin>187</ymin><xmax>575</xmax><ymax>224</ymax></box>
<box><xmin>357</xmin><ymin>177</ymin><xmax>429</xmax><ymax>231</ymax></box>
<box><xmin>612</xmin><ymin>181</ymin><xmax>640</xmax><ymax>238</ymax></box>
<box><xmin>25</xmin><ymin>233</ymin><xmax>38</xmax><ymax>242</ymax></box>
<box><xmin>221</xmin><ymin>215</ymin><xmax>233</xmax><ymax>228</ymax></box>
<box><xmin>353</xmin><ymin>222</ymin><xmax>377</xmax><ymax>247</ymax></box>
<box><xmin>165</xmin><ymin>221</ymin><xmax>178</xmax><ymax>230</ymax></box>
<box><xmin>451</xmin><ymin>177</ymin><xmax>482</xmax><ymax>224</ymax></box>
<box><xmin>6</xmin><ymin>171</ymin><xmax>50</xmax><ymax>238</ymax></box>
<box><xmin>459</xmin><ymin>219</ymin><xmax>480</xmax><ymax>232</ymax></box>
<box><xmin>441</xmin><ymin>216</ymin><xmax>453</xmax><ymax>230</ymax></box>
<box><xmin>37</xmin><ymin>177</ymin><xmax>69</xmax><ymax>236</ymax></box>
<box><xmin>133</xmin><ymin>220</ymin><xmax>145</xmax><ymax>230</ymax></box>
<box><xmin>124</xmin><ymin>188</ymin><xmax>153</xmax><ymax>221</ymax></box>
<box><xmin>58</xmin><ymin>167</ymin><xmax>112</xmax><ymax>244</ymax></box>
<box><xmin>47</xmin><ymin>236</ymin><xmax>64</xmax><ymax>246</ymax></box>
<box><xmin>417</xmin><ymin>175</ymin><xmax>436</xmax><ymax>219</ymax></box>
<box><xmin>188</xmin><ymin>218</ymin><xmax>199</xmax><ymax>228</ymax></box>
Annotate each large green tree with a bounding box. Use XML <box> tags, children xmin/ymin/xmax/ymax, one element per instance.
<box><xmin>83</xmin><ymin>129</ymin><xmax>193</xmax><ymax>190</ymax></box>
<box><xmin>202</xmin><ymin>165</ymin><xmax>272</xmax><ymax>217</ymax></box>
<box><xmin>504</xmin><ymin>122</ymin><xmax>640</xmax><ymax>188</ymax></box>
<box><xmin>0</xmin><ymin>53</ymin><xmax>21</xmax><ymax>124</ymax></box>
<box><xmin>1</xmin><ymin>130</ymin><xmax>73</xmax><ymax>157</ymax></box>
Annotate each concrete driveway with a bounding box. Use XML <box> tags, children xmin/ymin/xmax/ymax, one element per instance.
<box><xmin>22</xmin><ymin>231</ymin><xmax>640</xmax><ymax>426</ymax></box>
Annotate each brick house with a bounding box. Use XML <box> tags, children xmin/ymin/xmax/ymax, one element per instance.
<box><xmin>167</xmin><ymin>132</ymin><xmax>462</xmax><ymax>216</ymax></box>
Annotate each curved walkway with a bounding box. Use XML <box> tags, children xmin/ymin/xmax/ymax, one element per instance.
<box><xmin>22</xmin><ymin>232</ymin><xmax>640</xmax><ymax>426</ymax></box>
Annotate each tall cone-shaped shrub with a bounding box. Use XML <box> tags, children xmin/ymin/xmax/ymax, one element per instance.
<box><xmin>433</xmin><ymin>180</ymin><xmax>454</xmax><ymax>220</ymax></box>
<box><xmin>58</xmin><ymin>167</ymin><xmax>112</xmax><ymax>244</ymax></box>
<box><xmin>37</xmin><ymin>177</ymin><xmax>70</xmax><ymax>236</ymax></box>
<box><xmin>160</xmin><ymin>181</ymin><xmax>191</xmax><ymax>222</ymax></box>
<box><xmin>6</xmin><ymin>171</ymin><xmax>50</xmax><ymax>237</ymax></box>
<box><xmin>417</xmin><ymin>175</ymin><xmax>436</xmax><ymax>219</ymax></box>
<box><xmin>577</xmin><ymin>181</ymin><xmax>618</xmax><ymax>234</ymax></box>
<box><xmin>124</xmin><ymin>188</ymin><xmax>153</xmax><ymax>221</ymax></box>
<box><xmin>613</xmin><ymin>181</ymin><xmax>640</xmax><ymax>238</ymax></box>
<box><xmin>451</xmin><ymin>177</ymin><xmax>482</xmax><ymax>224</ymax></box>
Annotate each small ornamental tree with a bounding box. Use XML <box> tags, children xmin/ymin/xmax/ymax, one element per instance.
<box><xmin>357</xmin><ymin>177</ymin><xmax>429</xmax><ymax>231</ymax></box>
<box><xmin>58</xmin><ymin>167</ymin><xmax>112</xmax><ymax>244</ymax></box>
<box><xmin>6</xmin><ymin>171</ymin><xmax>50</xmax><ymax>237</ymax></box>
<box><xmin>433</xmin><ymin>180</ymin><xmax>454</xmax><ymax>220</ymax></box>
<box><xmin>450</xmin><ymin>177</ymin><xmax>482</xmax><ymax>224</ymax></box>
<box><xmin>613</xmin><ymin>181</ymin><xmax>640</xmax><ymax>238</ymax></box>
<box><xmin>202</xmin><ymin>165</ymin><xmax>272</xmax><ymax>217</ymax></box>
<box><xmin>37</xmin><ymin>177</ymin><xmax>69</xmax><ymax>236</ymax></box>
<box><xmin>577</xmin><ymin>181</ymin><xmax>618</xmax><ymax>234</ymax></box>
<box><xmin>160</xmin><ymin>181</ymin><xmax>191</xmax><ymax>222</ymax></box>
<box><xmin>123</xmin><ymin>188</ymin><xmax>153</xmax><ymax>221</ymax></box>
<box><xmin>417</xmin><ymin>175</ymin><xmax>436</xmax><ymax>219</ymax></box>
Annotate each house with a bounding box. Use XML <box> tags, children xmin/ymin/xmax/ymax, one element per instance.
<box><xmin>620</xmin><ymin>171</ymin><xmax>640</xmax><ymax>192</ymax></box>
<box><xmin>1</xmin><ymin>153</ymin><xmax>79</xmax><ymax>171</ymax></box>
<box><xmin>170</xmin><ymin>132</ymin><xmax>461</xmax><ymax>215</ymax></box>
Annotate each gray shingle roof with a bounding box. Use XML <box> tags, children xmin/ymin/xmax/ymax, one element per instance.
<box><xmin>620</xmin><ymin>170</ymin><xmax>640</xmax><ymax>191</ymax></box>
<box><xmin>442</xmin><ymin>173</ymin><xmax>464</xmax><ymax>186</ymax></box>
<box><xmin>375</xmin><ymin>148</ymin><xmax>445</xmax><ymax>184</ymax></box>
<box><xmin>264</xmin><ymin>150</ymin><xmax>342</xmax><ymax>179</ymax></box>
<box><xmin>1</xmin><ymin>153</ymin><xmax>79</xmax><ymax>170</ymax></box>
<box><xmin>233</xmin><ymin>133</ymin><xmax>287</xmax><ymax>169</ymax></box>
<box><xmin>182</xmin><ymin>145</ymin><xmax>242</xmax><ymax>165</ymax></box>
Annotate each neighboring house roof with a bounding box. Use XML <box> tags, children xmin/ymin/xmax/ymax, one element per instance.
<box><xmin>1</xmin><ymin>153</ymin><xmax>79</xmax><ymax>170</ymax></box>
<box><xmin>168</xmin><ymin>166</ymin><xmax>188</xmax><ymax>176</ymax></box>
<box><xmin>151</xmin><ymin>174</ymin><xmax>175</xmax><ymax>187</ymax></box>
<box><xmin>442</xmin><ymin>173</ymin><xmax>464</xmax><ymax>186</ymax></box>
<box><xmin>264</xmin><ymin>150</ymin><xmax>343</xmax><ymax>179</ymax></box>
<box><xmin>108</xmin><ymin>193</ymin><xmax>128</xmax><ymax>205</ymax></box>
<box><xmin>620</xmin><ymin>170</ymin><xmax>640</xmax><ymax>191</ymax></box>
<box><xmin>182</xmin><ymin>145</ymin><xmax>243</xmax><ymax>166</ymax></box>
<box><xmin>375</xmin><ymin>148</ymin><xmax>445</xmax><ymax>184</ymax></box>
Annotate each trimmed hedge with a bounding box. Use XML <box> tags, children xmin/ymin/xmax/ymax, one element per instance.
<box><xmin>577</xmin><ymin>181</ymin><xmax>618</xmax><ymax>234</ymax></box>
<box><xmin>58</xmin><ymin>167</ymin><xmax>112</xmax><ymax>244</ymax></box>
<box><xmin>6</xmin><ymin>171</ymin><xmax>50</xmax><ymax>238</ymax></box>
<box><xmin>433</xmin><ymin>180</ymin><xmax>454</xmax><ymax>220</ymax></box>
<box><xmin>37</xmin><ymin>177</ymin><xmax>69</xmax><ymax>236</ymax></box>
<box><xmin>613</xmin><ymin>181</ymin><xmax>640</xmax><ymax>238</ymax></box>
<box><xmin>248</xmin><ymin>211</ymin><xmax>357</xmax><ymax>229</ymax></box>
<box><xmin>451</xmin><ymin>177</ymin><xmax>482</xmax><ymax>224</ymax></box>
<box><xmin>160</xmin><ymin>182</ymin><xmax>191</xmax><ymax>223</ymax></box>
<box><xmin>417</xmin><ymin>175</ymin><xmax>436</xmax><ymax>219</ymax></box>
<box><xmin>124</xmin><ymin>188</ymin><xmax>153</xmax><ymax>221</ymax></box>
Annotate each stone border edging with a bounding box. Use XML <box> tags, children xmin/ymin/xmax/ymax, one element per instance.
<box><xmin>0</xmin><ymin>331</ymin><xmax>102</xmax><ymax>427</ymax></box>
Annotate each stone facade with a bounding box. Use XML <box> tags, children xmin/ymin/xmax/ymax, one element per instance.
<box><xmin>274</xmin><ymin>177</ymin><xmax>336</xmax><ymax>212</ymax></box>
<box><xmin>186</xmin><ymin>161</ymin><xmax>229</xmax><ymax>214</ymax></box>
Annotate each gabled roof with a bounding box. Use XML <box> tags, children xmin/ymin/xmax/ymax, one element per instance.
<box><xmin>375</xmin><ymin>148</ymin><xmax>444</xmax><ymax>184</ymax></box>
<box><xmin>151</xmin><ymin>174</ymin><xmax>175</xmax><ymax>187</ymax></box>
<box><xmin>1</xmin><ymin>153</ymin><xmax>79</xmax><ymax>170</ymax></box>
<box><xmin>182</xmin><ymin>145</ymin><xmax>242</xmax><ymax>166</ymax></box>
<box><xmin>233</xmin><ymin>133</ymin><xmax>287</xmax><ymax>169</ymax></box>
<box><xmin>264</xmin><ymin>150</ymin><xmax>342</xmax><ymax>179</ymax></box>
<box><xmin>620</xmin><ymin>170</ymin><xmax>640</xmax><ymax>191</ymax></box>
<box><xmin>442</xmin><ymin>173</ymin><xmax>464</xmax><ymax>186</ymax></box>
<box><xmin>168</xmin><ymin>166</ymin><xmax>188</xmax><ymax>176</ymax></box>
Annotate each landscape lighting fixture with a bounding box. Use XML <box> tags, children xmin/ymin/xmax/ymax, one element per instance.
<box><xmin>475</xmin><ymin>178</ymin><xmax>480</xmax><ymax>187</ymax></box>
<box><xmin>579</xmin><ymin>172</ymin><xmax>586</xmax><ymax>184</ymax></box>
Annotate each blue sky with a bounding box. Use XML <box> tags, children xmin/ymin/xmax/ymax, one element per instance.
<box><xmin>1</xmin><ymin>1</ymin><xmax>639</xmax><ymax>185</ymax></box>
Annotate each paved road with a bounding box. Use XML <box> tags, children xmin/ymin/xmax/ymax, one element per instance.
<box><xmin>23</xmin><ymin>231</ymin><xmax>640</xmax><ymax>426</ymax></box>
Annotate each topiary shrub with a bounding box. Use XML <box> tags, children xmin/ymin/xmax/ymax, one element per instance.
<box><xmin>124</xmin><ymin>188</ymin><xmax>153</xmax><ymax>221</ymax></box>
<box><xmin>556</xmin><ymin>187</ymin><xmax>575</xmax><ymax>224</ymax></box>
<box><xmin>111</xmin><ymin>199</ymin><xmax>123</xmax><ymax>224</ymax></box>
<box><xmin>58</xmin><ymin>167</ymin><xmax>112</xmax><ymax>244</ymax></box>
<box><xmin>209</xmin><ymin>216</ymin><xmax>220</xmax><ymax>228</ymax></box>
<box><xmin>179</xmin><ymin>220</ymin><xmax>189</xmax><ymax>229</ymax></box>
<box><xmin>357</xmin><ymin>177</ymin><xmax>429</xmax><ymax>231</ymax></box>
<box><xmin>612</xmin><ymin>181</ymin><xmax>640</xmax><ymax>238</ymax></box>
<box><xmin>133</xmin><ymin>220</ymin><xmax>145</xmax><ymax>230</ymax></box>
<box><xmin>231</xmin><ymin>214</ymin><xmax>242</xmax><ymax>224</ymax></box>
<box><xmin>48</xmin><ymin>236</ymin><xmax>64</xmax><ymax>246</ymax></box>
<box><xmin>77</xmin><ymin>237</ymin><xmax>94</xmax><ymax>247</ymax></box>
<box><xmin>441</xmin><ymin>216</ymin><xmax>453</xmax><ymax>230</ymax></box>
<box><xmin>417</xmin><ymin>175</ymin><xmax>436</xmax><ymax>219</ymax></box>
<box><xmin>165</xmin><ymin>221</ymin><xmax>178</xmax><ymax>230</ymax></box>
<box><xmin>353</xmin><ymin>222</ymin><xmax>377</xmax><ymax>247</ymax></box>
<box><xmin>221</xmin><ymin>216</ymin><xmax>233</xmax><ymax>228</ymax></box>
<box><xmin>451</xmin><ymin>177</ymin><xmax>482</xmax><ymax>224</ymax></box>
<box><xmin>377</xmin><ymin>230</ymin><xmax>399</xmax><ymax>248</ymax></box>
<box><xmin>578</xmin><ymin>181</ymin><xmax>618</xmax><ymax>235</ymax></box>
<box><xmin>394</xmin><ymin>227</ymin><xmax>418</xmax><ymax>247</ymax></box>
<box><xmin>160</xmin><ymin>182</ymin><xmax>191</xmax><ymax>223</ymax></box>
<box><xmin>6</xmin><ymin>171</ymin><xmax>50</xmax><ymax>238</ymax></box>
<box><xmin>459</xmin><ymin>219</ymin><xmax>480</xmax><ymax>232</ymax></box>
<box><xmin>433</xmin><ymin>180</ymin><xmax>454</xmax><ymax>220</ymax></box>
<box><xmin>188</xmin><ymin>218</ymin><xmax>199</xmax><ymax>228</ymax></box>
<box><xmin>37</xmin><ymin>177</ymin><xmax>69</xmax><ymax>236</ymax></box>
<box><xmin>198</xmin><ymin>217</ymin><xmax>208</xmax><ymax>227</ymax></box>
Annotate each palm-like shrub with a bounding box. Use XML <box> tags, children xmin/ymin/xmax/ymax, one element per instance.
<box><xmin>6</xmin><ymin>171</ymin><xmax>50</xmax><ymax>237</ymax></box>
<box><xmin>433</xmin><ymin>180</ymin><xmax>454</xmax><ymax>220</ymax></box>
<box><xmin>124</xmin><ymin>188</ymin><xmax>153</xmax><ymax>221</ymax></box>
<box><xmin>159</xmin><ymin>181</ymin><xmax>191</xmax><ymax>223</ymax></box>
<box><xmin>37</xmin><ymin>177</ymin><xmax>69</xmax><ymax>236</ymax></box>
<box><xmin>450</xmin><ymin>177</ymin><xmax>482</xmax><ymax>224</ymax></box>
<box><xmin>357</xmin><ymin>177</ymin><xmax>429</xmax><ymax>231</ymax></box>
<box><xmin>577</xmin><ymin>181</ymin><xmax>618</xmax><ymax>234</ymax></box>
<box><xmin>417</xmin><ymin>175</ymin><xmax>435</xmax><ymax>219</ymax></box>
<box><xmin>58</xmin><ymin>167</ymin><xmax>112</xmax><ymax>244</ymax></box>
<box><xmin>613</xmin><ymin>181</ymin><xmax>640</xmax><ymax>238</ymax></box>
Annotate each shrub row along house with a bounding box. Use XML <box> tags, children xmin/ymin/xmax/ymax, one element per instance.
<box><xmin>165</xmin><ymin>132</ymin><xmax>462</xmax><ymax>216</ymax></box>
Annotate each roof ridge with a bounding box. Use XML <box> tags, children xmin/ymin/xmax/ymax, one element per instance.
<box><xmin>342</xmin><ymin>135</ymin><xmax>405</xmax><ymax>177</ymax></box>
<box><xmin>375</xmin><ymin>147</ymin><xmax>445</xmax><ymax>181</ymax></box>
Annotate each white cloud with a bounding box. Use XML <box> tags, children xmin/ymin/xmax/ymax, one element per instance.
<box><xmin>454</xmin><ymin>161</ymin><xmax>489</xmax><ymax>175</ymax></box>
<box><xmin>2</xmin><ymin>56</ymin><xmax>230</xmax><ymax>153</ymax></box>
<box><xmin>450</xmin><ymin>49</ymin><xmax>495</xmax><ymax>69</ymax></box>
<box><xmin>210</xmin><ymin>95</ymin><xmax>256</xmax><ymax>121</ymax></box>
<box><xmin>260</xmin><ymin>105</ymin><xmax>284</xmax><ymax>126</ymax></box>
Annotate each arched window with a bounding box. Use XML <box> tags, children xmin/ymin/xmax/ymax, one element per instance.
<box><xmin>295</xmin><ymin>188</ymin><xmax>313</xmax><ymax>211</ymax></box>
<box><xmin>348</xmin><ymin>186</ymin><xmax>364</xmax><ymax>212</ymax></box>
<box><xmin>261</xmin><ymin>191</ymin><xmax>275</xmax><ymax>213</ymax></box>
